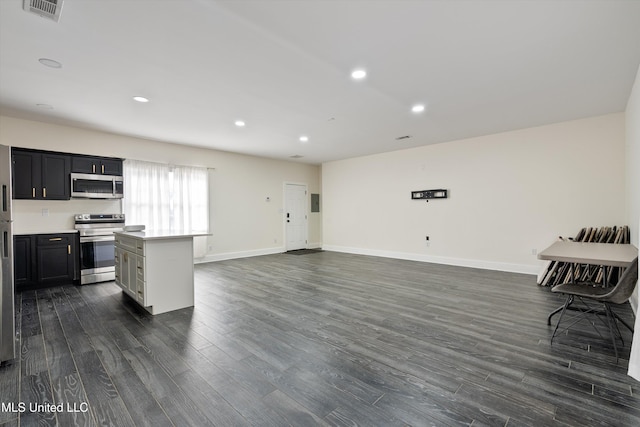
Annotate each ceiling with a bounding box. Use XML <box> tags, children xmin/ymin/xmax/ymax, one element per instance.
<box><xmin>1</xmin><ymin>1</ymin><xmax>639</xmax><ymax>165</ymax></box>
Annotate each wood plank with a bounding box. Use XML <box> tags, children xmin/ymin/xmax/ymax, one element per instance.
<box><xmin>20</xmin><ymin>334</ymin><xmax>48</xmax><ymax>377</ymax></box>
<box><xmin>48</xmin><ymin>372</ymin><xmax>96</xmax><ymax>427</ymax></box>
<box><xmin>109</xmin><ymin>368</ymin><xmax>172</xmax><ymax>427</ymax></box>
<box><xmin>0</xmin><ymin>358</ymin><xmax>20</xmax><ymax>424</ymax></box>
<box><xmin>262</xmin><ymin>389</ymin><xmax>330</xmax><ymax>426</ymax></box>
<box><xmin>19</xmin><ymin>372</ymin><xmax>56</xmax><ymax>426</ymax></box>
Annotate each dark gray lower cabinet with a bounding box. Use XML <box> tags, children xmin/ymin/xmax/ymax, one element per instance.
<box><xmin>14</xmin><ymin>233</ymin><xmax>79</xmax><ymax>290</ymax></box>
<box><xmin>13</xmin><ymin>235</ymin><xmax>33</xmax><ymax>288</ymax></box>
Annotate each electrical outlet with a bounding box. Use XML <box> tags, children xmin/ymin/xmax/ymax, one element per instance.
<box><xmin>42</xmin><ymin>208</ymin><xmax>49</xmax><ymax>217</ymax></box>
<box><xmin>531</xmin><ymin>248</ymin><xmax>537</xmax><ymax>255</ymax></box>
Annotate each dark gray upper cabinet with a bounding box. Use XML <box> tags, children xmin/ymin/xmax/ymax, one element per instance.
<box><xmin>12</xmin><ymin>148</ymin><xmax>123</xmax><ymax>200</ymax></box>
<box><xmin>11</xmin><ymin>148</ymin><xmax>70</xmax><ymax>200</ymax></box>
<box><xmin>71</xmin><ymin>155</ymin><xmax>123</xmax><ymax>175</ymax></box>
<box><xmin>11</xmin><ymin>150</ymin><xmax>39</xmax><ymax>199</ymax></box>
<box><xmin>41</xmin><ymin>153</ymin><xmax>71</xmax><ymax>199</ymax></box>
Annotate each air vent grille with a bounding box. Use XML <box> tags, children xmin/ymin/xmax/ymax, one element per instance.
<box><xmin>23</xmin><ymin>0</ymin><xmax>63</xmax><ymax>22</ymax></box>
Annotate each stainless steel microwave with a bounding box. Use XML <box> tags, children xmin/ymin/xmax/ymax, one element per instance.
<box><xmin>71</xmin><ymin>173</ymin><xmax>123</xmax><ymax>199</ymax></box>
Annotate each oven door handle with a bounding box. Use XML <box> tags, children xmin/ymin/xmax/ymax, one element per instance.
<box><xmin>80</xmin><ymin>236</ymin><xmax>116</xmax><ymax>243</ymax></box>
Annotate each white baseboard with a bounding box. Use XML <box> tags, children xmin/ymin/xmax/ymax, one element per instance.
<box><xmin>195</xmin><ymin>244</ymin><xmax>539</xmax><ymax>276</ymax></box>
<box><xmin>321</xmin><ymin>245</ymin><xmax>539</xmax><ymax>275</ymax></box>
<box><xmin>194</xmin><ymin>242</ymin><xmax>323</xmax><ymax>264</ymax></box>
<box><xmin>195</xmin><ymin>246</ymin><xmax>284</xmax><ymax>264</ymax></box>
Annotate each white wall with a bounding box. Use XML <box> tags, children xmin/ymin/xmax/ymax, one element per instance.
<box><xmin>322</xmin><ymin>113</ymin><xmax>626</xmax><ymax>274</ymax></box>
<box><xmin>0</xmin><ymin>115</ymin><xmax>322</xmax><ymax>261</ymax></box>
<box><xmin>624</xmin><ymin>64</ymin><xmax>640</xmax><ymax>382</ymax></box>
<box><xmin>627</xmin><ymin>65</ymin><xmax>640</xmax><ymax>252</ymax></box>
<box><xmin>626</xmin><ymin>65</ymin><xmax>640</xmax><ymax>313</ymax></box>
<box><xmin>1</xmin><ymin>109</ymin><xmax>629</xmax><ymax>273</ymax></box>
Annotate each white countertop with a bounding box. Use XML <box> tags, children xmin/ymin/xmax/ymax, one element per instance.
<box><xmin>115</xmin><ymin>230</ymin><xmax>210</xmax><ymax>240</ymax></box>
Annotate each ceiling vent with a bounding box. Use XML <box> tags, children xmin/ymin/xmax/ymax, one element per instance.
<box><xmin>23</xmin><ymin>0</ymin><xmax>64</xmax><ymax>22</ymax></box>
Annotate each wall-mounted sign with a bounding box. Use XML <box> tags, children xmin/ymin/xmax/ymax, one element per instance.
<box><xmin>411</xmin><ymin>189</ymin><xmax>448</xmax><ymax>200</ymax></box>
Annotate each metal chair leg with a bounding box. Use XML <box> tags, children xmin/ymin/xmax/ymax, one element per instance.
<box><xmin>551</xmin><ymin>295</ymin><xmax>573</xmax><ymax>345</ymax></box>
<box><xmin>612</xmin><ymin>311</ymin><xmax>634</xmax><ymax>334</ymax></box>
<box><xmin>548</xmin><ymin>293</ymin><xmax>573</xmax><ymax>325</ymax></box>
<box><xmin>603</xmin><ymin>303</ymin><xmax>619</xmax><ymax>363</ymax></box>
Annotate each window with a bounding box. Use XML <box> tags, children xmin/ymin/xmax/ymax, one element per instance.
<box><xmin>123</xmin><ymin>159</ymin><xmax>208</xmax><ymax>233</ymax></box>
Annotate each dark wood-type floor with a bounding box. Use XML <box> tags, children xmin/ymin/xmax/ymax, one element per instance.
<box><xmin>1</xmin><ymin>251</ymin><xmax>639</xmax><ymax>426</ymax></box>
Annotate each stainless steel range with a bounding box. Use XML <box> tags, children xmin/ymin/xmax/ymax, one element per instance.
<box><xmin>74</xmin><ymin>213</ymin><xmax>125</xmax><ymax>284</ymax></box>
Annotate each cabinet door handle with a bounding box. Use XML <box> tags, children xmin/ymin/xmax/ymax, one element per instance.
<box><xmin>68</xmin><ymin>244</ymin><xmax>71</xmax><ymax>255</ymax></box>
<box><xmin>101</xmin><ymin>164</ymin><xmax>105</xmax><ymax>174</ymax></box>
<box><xmin>43</xmin><ymin>187</ymin><xmax>47</xmax><ymax>198</ymax></box>
<box><xmin>49</xmin><ymin>237</ymin><xmax>62</xmax><ymax>241</ymax></box>
<box><xmin>32</xmin><ymin>187</ymin><xmax>36</xmax><ymax>198</ymax></box>
<box><xmin>92</xmin><ymin>164</ymin><xmax>96</xmax><ymax>174</ymax></box>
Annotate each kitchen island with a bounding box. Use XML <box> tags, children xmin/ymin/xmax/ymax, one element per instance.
<box><xmin>114</xmin><ymin>230</ymin><xmax>208</xmax><ymax>315</ymax></box>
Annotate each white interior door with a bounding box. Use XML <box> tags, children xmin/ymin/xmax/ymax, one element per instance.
<box><xmin>285</xmin><ymin>183</ymin><xmax>308</xmax><ymax>251</ymax></box>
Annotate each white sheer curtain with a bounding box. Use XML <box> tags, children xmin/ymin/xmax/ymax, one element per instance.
<box><xmin>171</xmin><ymin>164</ymin><xmax>209</xmax><ymax>232</ymax></box>
<box><xmin>123</xmin><ymin>159</ymin><xmax>208</xmax><ymax>233</ymax></box>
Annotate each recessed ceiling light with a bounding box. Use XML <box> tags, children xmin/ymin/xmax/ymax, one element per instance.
<box><xmin>133</xmin><ymin>96</ymin><xmax>149</xmax><ymax>103</ymax></box>
<box><xmin>38</xmin><ymin>58</ymin><xmax>62</xmax><ymax>69</ymax></box>
<box><xmin>411</xmin><ymin>104</ymin><xmax>426</xmax><ymax>113</ymax></box>
<box><xmin>234</xmin><ymin>120</ymin><xmax>246</xmax><ymax>127</ymax></box>
<box><xmin>290</xmin><ymin>155</ymin><xmax>304</xmax><ymax>159</ymax></box>
<box><xmin>299</xmin><ymin>136</ymin><xmax>309</xmax><ymax>143</ymax></box>
<box><xmin>351</xmin><ymin>69</ymin><xmax>367</xmax><ymax>80</ymax></box>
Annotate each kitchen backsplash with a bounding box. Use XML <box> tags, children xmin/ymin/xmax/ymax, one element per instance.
<box><xmin>12</xmin><ymin>199</ymin><xmax>121</xmax><ymax>234</ymax></box>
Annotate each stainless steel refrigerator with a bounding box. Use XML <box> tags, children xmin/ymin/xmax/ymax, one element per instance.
<box><xmin>0</xmin><ymin>144</ymin><xmax>16</xmax><ymax>363</ymax></box>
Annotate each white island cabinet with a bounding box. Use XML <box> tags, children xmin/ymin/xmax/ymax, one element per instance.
<box><xmin>114</xmin><ymin>231</ymin><xmax>208</xmax><ymax>315</ymax></box>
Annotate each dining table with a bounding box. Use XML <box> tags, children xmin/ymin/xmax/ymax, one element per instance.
<box><xmin>538</xmin><ymin>240</ymin><xmax>638</xmax><ymax>325</ymax></box>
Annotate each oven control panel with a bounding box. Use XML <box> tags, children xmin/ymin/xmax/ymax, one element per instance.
<box><xmin>74</xmin><ymin>213</ymin><xmax>125</xmax><ymax>223</ymax></box>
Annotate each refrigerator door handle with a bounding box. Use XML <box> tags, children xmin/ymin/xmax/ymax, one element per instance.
<box><xmin>2</xmin><ymin>230</ymin><xmax>7</xmax><ymax>258</ymax></box>
<box><xmin>2</xmin><ymin>184</ymin><xmax>7</xmax><ymax>212</ymax></box>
